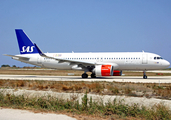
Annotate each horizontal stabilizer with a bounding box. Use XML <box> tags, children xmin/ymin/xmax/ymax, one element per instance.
<box><xmin>3</xmin><ymin>54</ymin><xmax>30</xmax><ymax>60</ymax></box>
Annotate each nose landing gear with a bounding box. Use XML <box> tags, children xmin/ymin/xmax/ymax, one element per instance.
<box><xmin>143</xmin><ymin>71</ymin><xmax>147</xmax><ymax>79</ymax></box>
<box><xmin>81</xmin><ymin>73</ymin><xmax>96</xmax><ymax>78</ymax></box>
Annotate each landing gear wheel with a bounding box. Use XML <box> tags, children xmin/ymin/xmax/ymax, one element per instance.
<box><xmin>143</xmin><ymin>71</ymin><xmax>147</xmax><ymax>79</ymax></box>
<box><xmin>91</xmin><ymin>74</ymin><xmax>96</xmax><ymax>78</ymax></box>
<box><xmin>82</xmin><ymin>73</ymin><xmax>88</xmax><ymax>78</ymax></box>
<box><xmin>143</xmin><ymin>75</ymin><xmax>147</xmax><ymax>79</ymax></box>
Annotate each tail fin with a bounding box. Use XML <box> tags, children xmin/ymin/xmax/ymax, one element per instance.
<box><xmin>15</xmin><ymin>29</ymin><xmax>39</xmax><ymax>54</ymax></box>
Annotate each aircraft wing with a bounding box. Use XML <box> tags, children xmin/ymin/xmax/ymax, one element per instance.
<box><xmin>4</xmin><ymin>54</ymin><xmax>30</xmax><ymax>61</ymax></box>
<box><xmin>34</xmin><ymin>44</ymin><xmax>100</xmax><ymax>67</ymax></box>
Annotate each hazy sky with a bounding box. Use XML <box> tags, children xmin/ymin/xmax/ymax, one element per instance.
<box><xmin>0</xmin><ymin>0</ymin><xmax>171</xmax><ymax>67</ymax></box>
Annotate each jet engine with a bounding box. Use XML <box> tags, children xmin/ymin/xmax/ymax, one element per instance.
<box><xmin>92</xmin><ymin>65</ymin><xmax>122</xmax><ymax>76</ymax></box>
<box><xmin>113</xmin><ymin>70</ymin><xmax>122</xmax><ymax>76</ymax></box>
<box><xmin>93</xmin><ymin>65</ymin><xmax>113</xmax><ymax>76</ymax></box>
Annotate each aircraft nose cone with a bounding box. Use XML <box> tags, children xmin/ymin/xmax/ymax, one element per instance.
<box><xmin>163</xmin><ymin>60</ymin><xmax>170</xmax><ymax>67</ymax></box>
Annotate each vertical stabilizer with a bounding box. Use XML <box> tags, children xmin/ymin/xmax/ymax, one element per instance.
<box><xmin>15</xmin><ymin>29</ymin><xmax>38</xmax><ymax>54</ymax></box>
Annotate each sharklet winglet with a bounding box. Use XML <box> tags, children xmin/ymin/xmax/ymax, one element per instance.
<box><xmin>34</xmin><ymin>43</ymin><xmax>46</xmax><ymax>57</ymax></box>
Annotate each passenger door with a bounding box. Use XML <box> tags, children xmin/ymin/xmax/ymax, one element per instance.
<box><xmin>142</xmin><ymin>54</ymin><xmax>148</xmax><ymax>64</ymax></box>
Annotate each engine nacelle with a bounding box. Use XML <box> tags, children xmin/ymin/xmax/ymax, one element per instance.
<box><xmin>93</xmin><ymin>65</ymin><xmax>113</xmax><ymax>76</ymax></box>
<box><xmin>93</xmin><ymin>65</ymin><xmax>122</xmax><ymax>76</ymax></box>
<box><xmin>113</xmin><ymin>70</ymin><xmax>122</xmax><ymax>76</ymax></box>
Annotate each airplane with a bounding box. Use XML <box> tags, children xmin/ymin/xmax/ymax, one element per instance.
<box><xmin>4</xmin><ymin>29</ymin><xmax>170</xmax><ymax>79</ymax></box>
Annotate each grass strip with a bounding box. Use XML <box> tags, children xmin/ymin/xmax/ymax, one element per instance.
<box><xmin>0</xmin><ymin>92</ymin><xmax>170</xmax><ymax>119</ymax></box>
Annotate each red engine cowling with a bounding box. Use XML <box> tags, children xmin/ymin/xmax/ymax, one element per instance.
<box><xmin>93</xmin><ymin>65</ymin><xmax>113</xmax><ymax>76</ymax></box>
<box><xmin>93</xmin><ymin>65</ymin><xmax>122</xmax><ymax>76</ymax></box>
<box><xmin>113</xmin><ymin>70</ymin><xmax>122</xmax><ymax>76</ymax></box>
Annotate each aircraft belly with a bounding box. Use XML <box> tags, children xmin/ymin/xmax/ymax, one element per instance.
<box><xmin>119</xmin><ymin>63</ymin><xmax>164</xmax><ymax>70</ymax></box>
<box><xmin>43</xmin><ymin>62</ymin><xmax>72</xmax><ymax>70</ymax></box>
<box><xmin>119</xmin><ymin>64</ymin><xmax>142</xmax><ymax>70</ymax></box>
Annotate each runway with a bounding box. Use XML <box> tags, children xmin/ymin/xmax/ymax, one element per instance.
<box><xmin>0</xmin><ymin>75</ymin><xmax>171</xmax><ymax>83</ymax></box>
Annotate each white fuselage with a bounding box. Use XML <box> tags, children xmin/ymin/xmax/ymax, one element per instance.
<box><xmin>14</xmin><ymin>52</ymin><xmax>170</xmax><ymax>71</ymax></box>
<box><xmin>6</xmin><ymin>29</ymin><xmax>170</xmax><ymax>79</ymax></box>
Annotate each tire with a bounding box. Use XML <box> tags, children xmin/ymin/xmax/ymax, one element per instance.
<box><xmin>82</xmin><ymin>73</ymin><xmax>88</xmax><ymax>78</ymax></box>
<box><xmin>143</xmin><ymin>75</ymin><xmax>147</xmax><ymax>79</ymax></box>
<box><xmin>91</xmin><ymin>74</ymin><xmax>96</xmax><ymax>78</ymax></box>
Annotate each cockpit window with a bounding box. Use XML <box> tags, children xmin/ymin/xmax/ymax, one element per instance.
<box><xmin>154</xmin><ymin>57</ymin><xmax>163</xmax><ymax>60</ymax></box>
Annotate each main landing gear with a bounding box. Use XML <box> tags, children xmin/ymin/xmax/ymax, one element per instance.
<box><xmin>143</xmin><ymin>71</ymin><xmax>147</xmax><ymax>79</ymax></box>
<box><xmin>82</xmin><ymin>73</ymin><xmax>88</xmax><ymax>78</ymax></box>
<box><xmin>81</xmin><ymin>73</ymin><xmax>96</xmax><ymax>78</ymax></box>
<box><xmin>91</xmin><ymin>73</ymin><xmax>96</xmax><ymax>78</ymax></box>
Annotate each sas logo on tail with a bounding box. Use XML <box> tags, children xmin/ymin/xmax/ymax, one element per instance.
<box><xmin>21</xmin><ymin>46</ymin><xmax>35</xmax><ymax>53</ymax></box>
